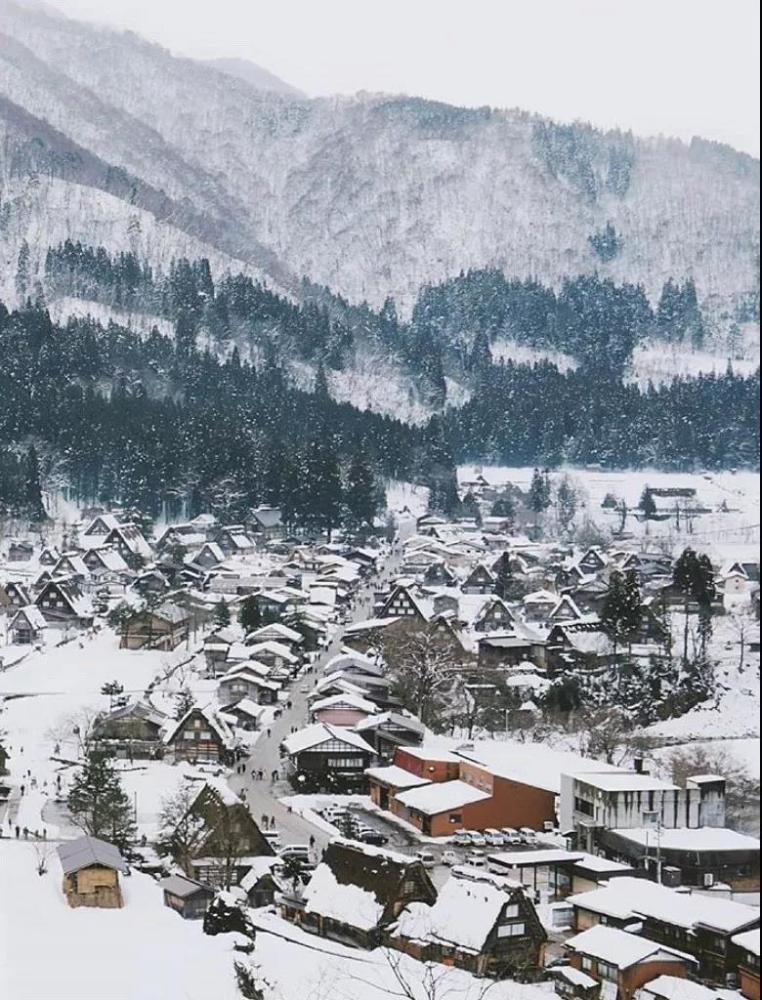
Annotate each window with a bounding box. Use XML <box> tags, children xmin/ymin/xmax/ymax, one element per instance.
<box><xmin>503</xmin><ymin>904</ymin><xmax>520</xmax><ymax>919</ymax></box>
<box><xmin>448</xmin><ymin>814</ymin><xmax>462</xmax><ymax>824</ymax></box>
<box><xmin>598</xmin><ymin>962</ymin><xmax>617</xmax><ymax>982</ymax></box>
<box><xmin>581</xmin><ymin>957</ymin><xmax>594</xmax><ymax>972</ymax></box>
<box><xmin>327</xmin><ymin>757</ymin><xmax>362</xmax><ymax>769</ymax></box>
<box><xmin>575</xmin><ymin>796</ymin><xmax>595</xmax><ymax>817</ymax></box>
<box><xmin>497</xmin><ymin>922</ymin><xmax>526</xmax><ymax>938</ymax></box>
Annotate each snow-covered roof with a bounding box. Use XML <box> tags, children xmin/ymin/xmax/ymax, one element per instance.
<box><xmin>245</xmin><ymin>641</ymin><xmax>299</xmax><ymax>663</ymax></box>
<box><xmin>282</xmin><ymin>723</ymin><xmax>376</xmax><ymax>757</ymax></box>
<box><xmin>733</xmin><ymin>928</ymin><xmax>761</xmax><ymax>957</ymax></box>
<box><xmin>160</xmin><ymin>874</ymin><xmax>214</xmax><ymax>899</ymax></box>
<box><xmin>611</xmin><ymin>827</ymin><xmax>760</xmax><ymax>853</ymax></box>
<box><xmin>394</xmin><ymin>780</ymin><xmax>491</xmax><ymax>815</ymax></box>
<box><xmin>164</xmin><ymin>705</ymin><xmax>236</xmax><ymax>749</ymax></box>
<box><xmin>456</xmin><ymin>741</ymin><xmax>621</xmax><ymax>794</ymax></box>
<box><xmin>568</xmin><ymin>877</ymin><xmax>760</xmax><ymax>934</ymax></box>
<box><xmin>550</xmin><ymin>967</ymin><xmax>599</xmax><ymax>991</ymax></box>
<box><xmin>490</xmin><ymin>850</ymin><xmax>585</xmax><ymax>868</ymax></box>
<box><xmin>565</xmin><ymin>925</ymin><xmax>694</xmax><ymax>969</ymax></box>
<box><xmin>239</xmin><ymin>857</ymin><xmax>279</xmax><ymax>892</ymax></box>
<box><xmin>10</xmin><ymin>605</ymin><xmax>48</xmax><ymax>631</ymax></box>
<box><xmin>571</xmin><ymin>771</ymin><xmax>680</xmax><ymax>793</ymax></box>
<box><xmin>365</xmin><ymin>766</ymin><xmax>432</xmax><ymax>790</ymax></box>
<box><xmin>246</xmin><ymin>622</ymin><xmax>303</xmax><ymax>645</ymax></box>
<box><xmin>344</xmin><ymin>617</ymin><xmax>400</xmax><ymax>634</ymax></box>
<box><xmin>311</xmin><ymin>692</ymin><xmax>378</xmax><ymax>714</ymax></box>
<box><xmin>86</xmin><ymin>546</ymin><xmax>131</xmax><ymax>572</ymax></box>
<box><xmin>640</xmin><ymin>975</ymin><xmax>737</xmax><ymax>1000</ymax></box>
<box><xmin>226</xmin><ymin>698</ymin><xmax>267</xmax><ymax>721</ymax></box>
<box><xmin>394</xmin><ymin>874</ymin><xmax>517</xmax><ymax>954</ymax></box>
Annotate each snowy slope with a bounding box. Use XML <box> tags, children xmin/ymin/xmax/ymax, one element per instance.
<box><xmin>0</xmin><ymin>0</ymin><xmax>758</xmax><ymax>315</ymax></box>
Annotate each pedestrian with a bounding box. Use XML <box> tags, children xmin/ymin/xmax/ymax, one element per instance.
<box><xmin>262</xmin><ymin>813</ymin><xmax>269</xmax><ymax>830</ymax></box>
<box><xmin>309</xmin><ymin>835</ymin><xmax>316</xmax><ymax>849</ymax></box>
<box><xmin>14</xmin><ymin>826</ymin><xmax>19</xmax><ymax>839</ymax></box>
<box><xmin>259</xmin><ymin>769</ymin><xmax>264</xmax><ymax>781</ymax></box>
<box><xmin>267</xmin><ymin>729</ymin><xmax>271</xmax><ymax>739</ymax></box>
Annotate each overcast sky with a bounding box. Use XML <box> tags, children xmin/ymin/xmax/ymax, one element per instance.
<box><xmin>39</xmin><ymin>0</ymin><xmax>760</xmax><ymax>155</ymax></box>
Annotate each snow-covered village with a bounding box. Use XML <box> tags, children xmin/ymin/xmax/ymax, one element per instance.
<box><xmin>0</xmin><ymin>463</ymin><xmax>760</xmax><ymax>999</ymax></box>
<box><xmin>0</xmin><ymin>1</ymin><xmax>760</xmax><ymax>999</ymax></box>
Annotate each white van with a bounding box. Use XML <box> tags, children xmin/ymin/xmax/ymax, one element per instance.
<box><xmin>414</xmin><ymin>850</ymin><xmax>436</xmax><ymax>870</ymax></box>
<box><xmin>278</xmin><ymin>844</ymin><xmax>311</xmax><ymax>862</ymax></box>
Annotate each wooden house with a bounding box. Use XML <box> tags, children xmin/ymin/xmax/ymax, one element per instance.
<box><xmin>564</xmin><ymin>926</ymin><xmax>696</xmax><ymax>1000</ymax></box>
<box><xmin>179</xmin><ymin>780</ymin><xmax>275</xmax><ymax>888</ymax></box>
<box><xmin>90</xmin><ymin>700</ymin><xmax>167</xmax><ymax>759</ymax></box>
<box><xmin>83</xmin><ymin>514</ymin><xmax>123</xmax><ymax>538</ymax></box>
<box><xmin>218</xmin><ymin>664</ymin><xmax>281</xmax><ymax>706</ymax></box>
<box><xmin>423</xmin><ymin>562</ymin><xmax>458</xmax><ymax>587</ymax></box>
<box><xmin>1</xmin><ymin>580</ymin><xmax>32</xmax><ymax>610</ymax></box>
<box><xmin>248</xmin><ymin>506</ymin><xmax>283</xmax><ymax>539</ymax></box>
<box><xmin>282</xmin><ymin>723</ymin><xmax>377</xmax><ymax>792</ymax></box>
<box><xmin>381</xmin><ymin>585</ymin><xmax>429</xmax><ymax>622</ymax></box>
<box><xmin>58</xmin><ymin>836</ymin><xmax>127</xmax><ymax>909</ymax></box>
<box><xmin>103</xmin><ymin>523</ymin><xmax>153</xmax><ymax>567</ymax></box>
<box><xmin>390</xmin><ymin>867</ymin><xmax>547</xmax><ymax>977</ymax></box>
<box><xmin>240</xmin><ymin>858</ymin><xmax>280</xmax><ymax>908</ymax></box>
<box><xmin>34</xmin><ymin>579</ymin><xmax>94</xmax><ymax>628</ymax></box>
<box><xmin>734</xmin><ymin>929</ymin><xmax>761</xmax><ymax>1000</ymax></box>
<box><xmin>8</xmin><ymin>605</ymin><xmax>48</xmax><ymax>644</ymax></box>
<box><xmin>164</xmin><ymin>705</ymin><xmax>237</xmax><ymax>765</ymax></box>
<box><xmin>462</xmin><ymin>563</ymin><xmax>496</xmax><ymax>595</ymax></box>
<box><xmin>285</xmin><ymin>839</ymin><xmax>436</xmax><ymax>949</ymax></box>
<box><xmin>120</xmin><ymin>602</ymin><xmax>190</xmax><ymax>651</ymax></box>
<box><xmin>191</xmin><ymin>542</ymin><xmax>226</xmax><ymax>570</ymax></box>
<box><xmin>82</xmin><ymin>546</ymin><xmax>132</xmax><ymax>586</ymax></box>
<box><xmin>160</xmin><ymin>874</ymin><xmax>215</xmax><ymax>919</ymax></box>
<box><xmin>473</xmin><ymin>597</ymin><xmax>515</xmax><ymax>633</ymax></box>
<box><xmin>355</xmin><ymin>712</ymin><xmax>425</xmax><ymax>760</ymax></box>
<box><xmin>7</xmin><ymin>540</ymin><xmax>34</xmax><ymax>562</ymax></box>
<box><xmin>216</xmin><ymin>526</ymin><xmax>255</xmax><ymax>556</ymax></box>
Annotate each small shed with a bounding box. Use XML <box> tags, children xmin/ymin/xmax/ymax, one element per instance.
<box><xmin>8</xmin><ymin>605</ymin><xmax>48</xmax><ymax>645</ymax></box>
<box><xmin>57</xmin><ymin>836</ymin><xmax>127</xmax><ymax>909</ymax></box>
<box><xmin>160</xmin><ymin>874</ymin><xmax>215</xmax><ymax>919</ymax></box>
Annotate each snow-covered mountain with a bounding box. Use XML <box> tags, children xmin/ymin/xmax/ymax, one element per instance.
<box><xmin>0</xmin><ymin>0</ymin><xmax>759</xmax><ymax>317</ymax></box>
<box><xmin>202</xmin><ymin>57</ymin><xmax>305</xmax><ymax>98</ymax></box>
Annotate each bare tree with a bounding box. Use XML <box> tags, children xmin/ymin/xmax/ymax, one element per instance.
<box><xmin>352</xmin><ymin>949</ymin><xmax>497</xmax><ymax>1000</ymax></box>
<box><xmin>667</xmin><ymin>745</ymin><xmax>760</xmax><ymax>832</ymax></box>
<box><xmin>156</xmin><ymin>781</ymin><xmax>208</xmax><ymax>877</ymax></box>
<box><xmin>383</xmin><ymin>622</ymin><xmax>471</xmax><ymax>729</ymax></box>
<box><xmin>728</xmin><ymin>609</ymin><xmax>758</xmax><ymax>672</ymax></box>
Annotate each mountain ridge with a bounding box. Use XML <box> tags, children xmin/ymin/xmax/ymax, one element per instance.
<box><xmin>0</xmin><ymin>0</ymin><xmax>758</xmax><ymax>321</ymax></box>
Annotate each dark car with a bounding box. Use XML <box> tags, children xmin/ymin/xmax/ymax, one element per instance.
<box><xmin>359</xmin><ymin>830</ymin><xmax>388</xmax><ymax>846</ymax></box>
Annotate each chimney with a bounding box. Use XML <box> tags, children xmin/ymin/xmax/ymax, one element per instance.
<box><xmin>633</xmin><ymin>757</ymin><xmax>645</xmax><ymax>774</ymax></box>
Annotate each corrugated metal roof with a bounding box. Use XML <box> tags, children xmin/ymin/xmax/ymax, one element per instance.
<box><xmin>57</xmin><ymin>836</ymin><xmax>127</xmax><ymax>875</ymax></box>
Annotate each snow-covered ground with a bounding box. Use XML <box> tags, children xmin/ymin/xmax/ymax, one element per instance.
<box><xmin>0</xmin><ymin>840</ymin><xmax>241</xmax><ymax>1000</ymax></box>
<box><xmin>627</xmin><ymin>325</ymin><xmax>760</xmax><ymax>388</ymax></box>
<box><xmin>0</xmin><ymin>631</ymin><xmax>201</xmax><ymax>836</ymax></box>
<box><xmin>492</xmin><ymin>338</ymin><xmax>578</xmax><ymax>373</ymax></box>
<box><xmin>458</xmin><ymin>464</ymin><xmax>760</xmax><ymax>558</ymax></box>
<box><xmin>47</xmin><ymin>297</ymin><xmax>175</xmax><ymax>340</ymax></box>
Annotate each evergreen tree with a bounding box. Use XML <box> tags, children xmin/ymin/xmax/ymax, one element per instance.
<box><xmin>673</xmin><ymin>549</ymin><xmax>715</xmax><ymax>667</ymax></box>
<box><xmin>529</xmin><ymin>468</ymin><xmax>551</xmax><ymax>515</ymax></box>
<box><xmin>639</xmin><ymin>487</ymin><xmax>657</xmax><ymax>519</ymax></box>
<box><xmin>238</xmin><ymin>597</ymin><xmax>262</xmax><ymax>635</ymax></box>
<box><xmin>622</xmin><ymin>570</ymin><xmax>644</xmax><ymax>653</ymax></box>
<box><xmin>344</xmin><ymin>450</ymin><xmax>379</xmax><ymax>532</ymax></box>
<box><xmin>67</xmin><ymin>750</ymin><xmax>136</xmax><ymax>851</ymax></box>
<box><xmin>493</xmin><ymin>552</ymin><xmax>514</xmax><ymax>601</ymax></box>
<box><xmin>214</xmin><ymin>599</ymin><xmax>231</xmax><ymax>628</ymax></box>
<box><xmin>601</xmin><ymin>570</ymin><xmax>630</xmax><ymax>662</ymax></box>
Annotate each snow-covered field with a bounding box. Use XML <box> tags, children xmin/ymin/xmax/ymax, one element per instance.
<box><xmin>0</xmin><ymin>840</ymin><xmax>240</xmax><ymax>1000</ymax></box>
<box><xmin>492</xmin><ymin>338</ymin><xmax>578</xmax><ymax>373</ymax></box>
<box><xmin>458</xmin><ymin>464</ymin><xmax>760</xmax><ymax>559</ymax></box>
<box><xmin>47</xmin><ymin>297</ymin><xmax>175</xmax><ymax>340</ymax></box>
<box><xmin>628</xmin><ymin>325</ymin><xmax>760</xmax><ymax>388</ymax></box>
<box><xmin>0</xmin><ymin>632</ymin><xmax>201</xmax><ymax>836</ymax></box>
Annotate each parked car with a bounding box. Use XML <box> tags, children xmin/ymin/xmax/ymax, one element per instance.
<box><xmin>519</xmin><ymin>827</ymin><xmax>538</xmax><ymax>845</ymax></box>
<box><xmin>358</xmin><ymin>830</ymin><xmax>388</xmax><ymax>846</ymax></box>
<box><xmin>453</xmin><ymin>830</ymin><xmax>472</xmax><ymax>848</ymax></box>
<box><xmin>263</xmin><ymin>830</ymin><xmax>282</xmax><ymax>850</ymax></box>
<box><xmin>464</xmin><ymin>851</ymin><xmax>486</xmax><ymax>868</ymax></box>
<box><xmin>414</xmin><ymin>850</ymin><xmax>437</xmax><ymax>870</ymax></box>
<box><xmin>466</xmin><ymin>831</ymin><xmax>486</xmax><ymax>847</ymax></box>
<box><xmin>501</xmin><ymin>828</ymin><xmax>521</xmax><ymax>845</ymax></box>
<box><xmin>483</xmin><ymin>829</ymin><xmax>506</xmax><ymax>847</ymax></box>
<box><xmin>278</xmin><ymin>845</ymin><xmax>311</xmax><ymax>863</ymax></box>
<box><xmin>441</xmin><ymin>850</ymin><xmax>459</xmax><ymax>867</ymax></box>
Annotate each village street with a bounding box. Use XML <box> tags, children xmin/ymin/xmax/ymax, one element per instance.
<box><xmin>229</xmin><ymin>535</ymin><xmax>408</xmax><ymax>858</ymax></box>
